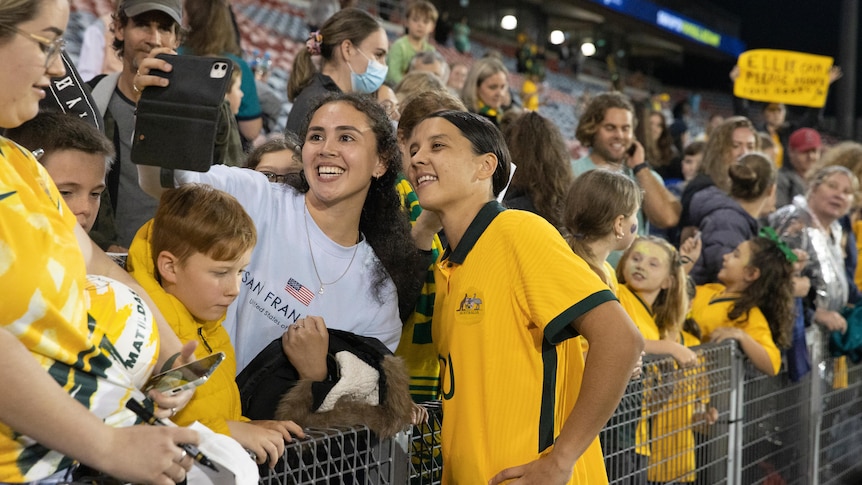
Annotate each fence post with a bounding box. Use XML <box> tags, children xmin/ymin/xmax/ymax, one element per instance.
<box><xmin>726</xmin><ymin>341</ymin><xmax>744</xmax><ymax>485</ymax></box>
<box><xmin>807</xmin><ymin>326</ymin><xmax>825</xmax><ymax>485</ymax></box>
<box><xmin>391</xmin><ymin>428</ymin><xmax>412</xmax><ymax>483</ymax></box>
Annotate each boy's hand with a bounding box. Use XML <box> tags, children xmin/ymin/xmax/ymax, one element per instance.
<box><xmin>229</xmin><ymin>420</ymin><xmax>305</xmax><ymax>468</ymax></box>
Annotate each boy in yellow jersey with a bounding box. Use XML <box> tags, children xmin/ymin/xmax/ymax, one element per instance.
<box><xmin>406</xmin><ymin>110</ymin><xmax>644</xmax><ymax>484</ymax></box>
<box><xmin>127</xmin><ymin>184</ymin><xmax>305</xmax><ymax>467</ymax></box>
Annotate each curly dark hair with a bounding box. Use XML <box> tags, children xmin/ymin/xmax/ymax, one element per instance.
<box><xmin>728</xmin><ymin>237</ymin><xmax>794</xmax><ymax>349</ymax></box>
<box><xmin>292</xmin><ymin>92</ymin><xmax>423</xmax><ymax>310</ymax></box>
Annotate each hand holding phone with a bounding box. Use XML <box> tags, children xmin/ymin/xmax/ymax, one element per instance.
<box><xmin>144</xmin><ymin>352</ymin><xmax>225</xmax><ymax>396</ymax></box>
<box><xmin>132</xmin><ymin>53</ymin><xmax>233</xmax><ymax>172</ymax></box>
<box><xmin>625</xmin><ymin>140</ymin><xmax>648</xmax><ymax>171</ymax></box>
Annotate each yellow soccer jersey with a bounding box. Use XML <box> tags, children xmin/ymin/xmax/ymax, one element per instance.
<box><xmin>434</xmin><ymin>202</ymin><xmax>616</xmax><ymax>484</ymax></box>
<box><xmin>617</xmin><ymin>285</ymin><xmax>661</xmax><ymax>341</ymax></box>
<box><xmin>646</xmin><ymin>331</ymin><xmax>707</xmax><ymax>483</ymax></box>
<box><xmin>691</xmin><ymin>283</ymin><xmax>781</xmax><ymax>374</ymax></box>
<box><xmin>0</xmin><ymin>138</ymin><xmax>150</xmax><ymax>481</ymax></box>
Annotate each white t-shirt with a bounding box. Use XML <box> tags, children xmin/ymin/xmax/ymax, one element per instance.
<box><xmin>176</xmin><ymin>166</ymin><xmax>401</xmax><ymax>372</ymax></box>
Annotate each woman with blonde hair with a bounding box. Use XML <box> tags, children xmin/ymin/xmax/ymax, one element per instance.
<box><xmin>460</xmin><ymin>56</ymin><xmax>509</xmax><ymax>125</ymax></box>
<box><xmin>394</xmin><ymin>70</ymin><xmax>447</xmax><ymax>103</ymax></box>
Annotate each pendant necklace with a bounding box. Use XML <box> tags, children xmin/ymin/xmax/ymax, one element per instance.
<box><xmin>304</xmin><ymin>203</ymin><xmax>360</xmax><ymax>294</ymax></box>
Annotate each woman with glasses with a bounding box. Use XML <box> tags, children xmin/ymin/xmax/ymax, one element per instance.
<box><xmin>244</xmin><ymin>135</ymin><xmax>303</xmax><ymax>184</ymax></box>
<box><xmin>0</xmin><ymin>0</ymin><xmax>200</xmax><ymax>482</ymax></box>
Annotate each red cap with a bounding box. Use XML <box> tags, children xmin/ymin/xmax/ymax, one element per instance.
<box><xmin>789</xmin><ymin>128</ymin><xmax>822</xmax><ymax>152</ymax></box>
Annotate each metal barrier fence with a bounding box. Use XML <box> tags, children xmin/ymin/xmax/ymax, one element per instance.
<box><xmin>259</xmin><ymin>427</ymin><xmax>410</xmax><ymax>484</ymax></box>
<box><xmin>260</xmin><ymin>331</ymin><xmax>862</xmax><ymax>485</ymax></box>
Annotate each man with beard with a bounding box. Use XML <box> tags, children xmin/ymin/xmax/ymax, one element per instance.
<box><xmin>572</xmin><ymin>92</ymin><xmax>681</xmax><ymax>264</ymax></box>
<box><xmin>87</xmin><ymin>0</ymin><xmax>183</xmax><ymax>249</ymax></box>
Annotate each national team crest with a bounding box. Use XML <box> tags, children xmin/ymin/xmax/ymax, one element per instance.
<box><xmin>455</xmin><ymin>287</ymin><xmax>484</xmax><ymax>324</ymax></box>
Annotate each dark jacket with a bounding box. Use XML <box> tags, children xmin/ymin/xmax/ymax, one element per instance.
<box><xmin>680</xmin><ymin>173</ymin><xmax>715</xmax><ymax>226</ymax></box>
<box><xmin>285</xmin><ymin>73</ymin><xmax>341</xmax><ymax>136</ymax></box>
<box><xmin>689</xmin><ymin>186</ymin><xmax>759</xmax><ymax>285</ymax></box>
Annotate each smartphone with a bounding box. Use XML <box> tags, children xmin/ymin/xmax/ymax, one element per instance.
<box><xmin>132</xmin><ymin>54</ymin><xmax>233</xmax><ymax>172</ymax></box>
<box><xmin>627</xmin><ymin>143</ymin><xmax>637</xmax><ymax>157</ymax></box>
<box><xmin>144</xmin><ymin>352</ymin><xmax>225</xmax><ymax>395</ymax></box>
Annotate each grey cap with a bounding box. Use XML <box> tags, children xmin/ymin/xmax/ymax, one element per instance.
<box><xmin>121</xmin><ymin>0</ymin><xmax>182</xmax><ymax>25</ymax></box>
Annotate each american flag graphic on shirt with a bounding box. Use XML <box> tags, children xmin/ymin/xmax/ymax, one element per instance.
<box><xmin>285</xmin><ymin>278</ymin><xmax>315</xmax><ymax>306</ymax></box>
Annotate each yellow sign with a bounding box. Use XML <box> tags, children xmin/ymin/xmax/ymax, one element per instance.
<box><xmin>734</xmin><ymin>49</ymin><xmax>833</xmax><ymax>108</ymax></box>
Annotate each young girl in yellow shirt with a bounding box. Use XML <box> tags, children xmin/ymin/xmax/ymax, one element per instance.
<box><xmin>690</xmin><ymin>232</ymin><xmax>796</xmax><ymax>376</ymax></box>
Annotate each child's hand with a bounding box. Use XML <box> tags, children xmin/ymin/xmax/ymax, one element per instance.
<box><xmin>281</xmin><ymin>316</ymin><xmax>330</xmax><ymax>380</ymax></box>
<box><xmin>670</xmin><ymin>343</ymin><xmax>698</xmax><ymax>368</ymax></box>
<box><xmin>252</xmin><ymin>419</ymin><xmax>305</xmax><ymax>441</ymax></box>
<box><xmin>631</xmin><ymin>351</ymin><xmax>644</xmax><ymax>380</ymax></box>
<box><xmin>679</xmin><ymin>234</ymin><xmax>702</xmax><ymax>272</ymax></box>
<box><xmin>692</xmin><ymin>406</ymin><xmax>719</xmax><ymax>434</ymax></box>
<box><xmin>227</xmin><ymin>420</ymin><xmax>298</xmax><ymax>468</ymax></box>
<box><xmin>706</xmin><ymin>326</ymin><xmax>745</xmax><ymax>343</ymax></box>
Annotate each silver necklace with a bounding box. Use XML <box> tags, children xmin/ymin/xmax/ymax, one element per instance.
<box><xmin>304</xmin><ymin>204</ymin><xmax>360</xmax><ymax>295</ymax></box>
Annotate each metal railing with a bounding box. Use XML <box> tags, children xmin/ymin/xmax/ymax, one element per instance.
<box><xmin>259</xmin><ymin>328</ymin><xmax>862</xmax><ymax>484</ymax></box>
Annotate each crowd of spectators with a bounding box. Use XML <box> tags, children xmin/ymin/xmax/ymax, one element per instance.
<box><xmin>3</xmin><ymin>0</ymin><xmax>862</xmax><ymax>483</ymax></box>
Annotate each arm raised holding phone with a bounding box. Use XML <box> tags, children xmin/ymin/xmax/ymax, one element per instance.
<box><xmin>625</xmin><ymin>139</ymin><xmax>682</xmax><ymax>229</ymax></box>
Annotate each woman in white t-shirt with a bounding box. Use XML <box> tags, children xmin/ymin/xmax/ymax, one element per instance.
<box><xmin>138</xmin><ymin>92</ymin><xmax>423</xmax><ymax>374</ymax></box>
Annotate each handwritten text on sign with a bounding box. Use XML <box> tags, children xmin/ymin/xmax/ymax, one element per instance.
<box><xmin>734</xmin><ymin>49</ymin><xmax>833</xmax><ymax>108</ymax></box>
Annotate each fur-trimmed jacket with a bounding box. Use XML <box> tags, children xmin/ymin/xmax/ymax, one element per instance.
<box><xmin>236</xmin><ymin>329</ymin><xmax>413</xmax><ymax>438</ymax></box>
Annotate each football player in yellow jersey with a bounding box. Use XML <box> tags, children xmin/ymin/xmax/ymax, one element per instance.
<box><xmin>0</xmin><ymin>0</ymin><xmax>199</xmax><ymax>482</ymax></box>
<box><xmin>407</xmin><ymin>110</ymin><xmax>644</xmax><ymax>484</ymax></box>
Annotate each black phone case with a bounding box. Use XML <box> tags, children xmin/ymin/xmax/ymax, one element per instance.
<box><xmin>131</xmin><ymin>54</ymin><xmax>233</xmax><ymax>172</ymax></box>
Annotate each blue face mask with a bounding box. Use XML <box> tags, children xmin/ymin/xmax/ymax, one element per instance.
<box><xmin>349</xmin><ymin>48</ymin><xmax>388</xmax><ymax>94</ymax></box>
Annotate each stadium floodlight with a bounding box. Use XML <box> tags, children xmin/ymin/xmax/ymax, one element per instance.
<box><xmin>549</xmin><ymin>30</ymin><xmax>565</xmax><ymax>45</ymax></box>
<box><xmin>500</xmin><ymin>15</ymin><xmax>517</xmax><ymax>30</ymax></box>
